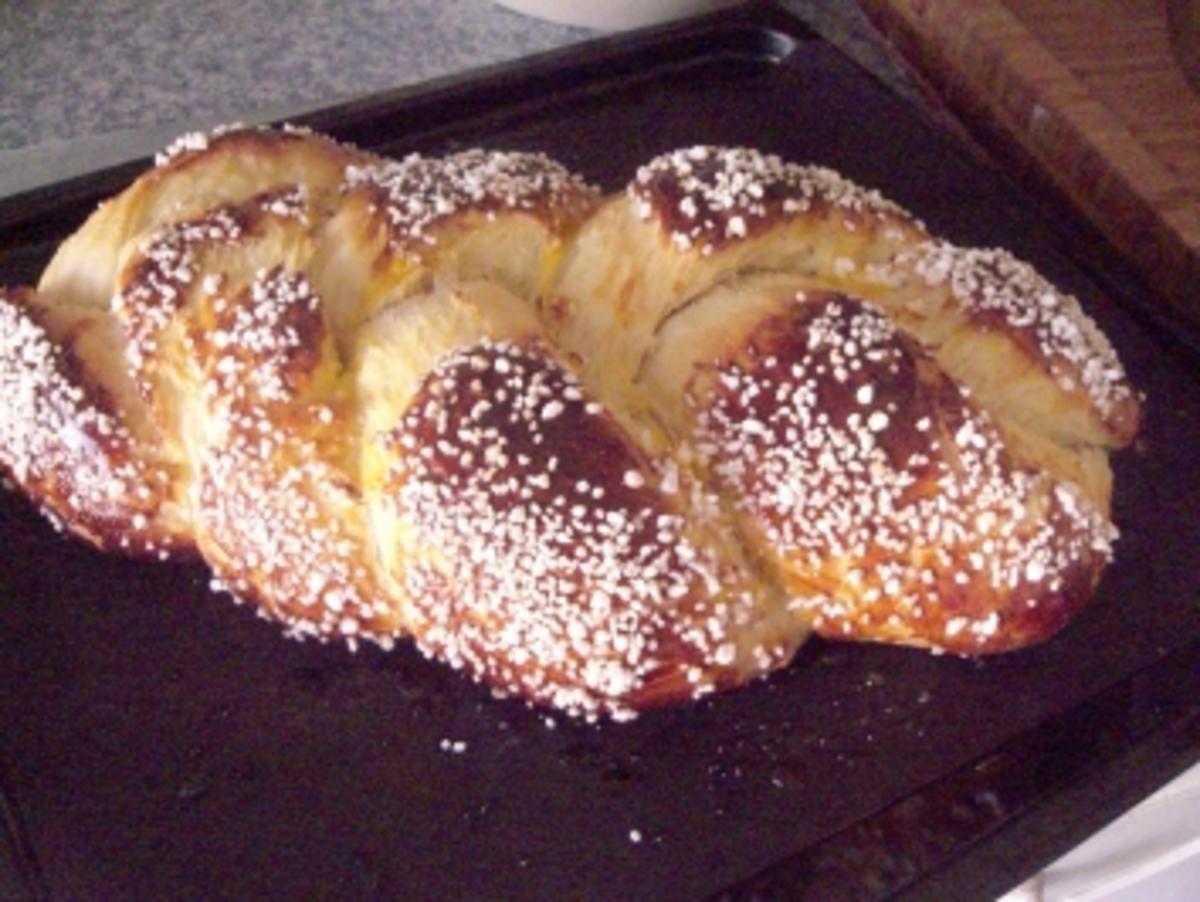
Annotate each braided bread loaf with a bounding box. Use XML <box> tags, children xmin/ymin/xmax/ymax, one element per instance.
<box><xmin>0</xmin><ymin>127</ymin><xmax>1138</xmax><ymax>719</ymax></box>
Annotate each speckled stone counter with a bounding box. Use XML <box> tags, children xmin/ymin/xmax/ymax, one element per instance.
<box><xmin>0</xmin><ymin>0</ymin><xmax>913</xmax><ymax>195</ymax></box>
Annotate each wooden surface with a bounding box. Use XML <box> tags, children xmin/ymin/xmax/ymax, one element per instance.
<box><xmin>1173</xmin><ymin>0</ymin><xmax>1200</xmax><ymax>93</ymax></box>
<box><xmin>860</xmin><ymin>0</ymin><xmax>1200</xmax><ymax>324</ymax></box>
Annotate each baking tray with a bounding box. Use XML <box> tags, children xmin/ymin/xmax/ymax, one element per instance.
<box><xmin>1</xmin><ymin>4</ymin><xmax>1198</xmax><ymax>899</ymax></box>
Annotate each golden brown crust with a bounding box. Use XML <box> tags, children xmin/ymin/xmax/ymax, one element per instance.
<box><xmin>152</xmin><ymin>124</ymin><xmax>360</xmax><ymax>174</ymax></box>
<box><xmin>38</xmin><ymin>126</ymin><xmax>373</xmax><ymax>316</ymax></box>
<box><xmin>378</xmin><ymin>336</ymin><xmax>803</xmax><ymax>718</ymax></box>
<box><xmin>0</xmin><ymin>128</ymin><xmax>1142</xmax><ymax>718</ymax></box>
<box><xmin>622</xmin><ymin>148</ymin><xmax>1135</xmax><ymax>451</ymax></box>
<box><xmin>343</xmin><ymin>149</ymin><xmax>600</xmax><ymax>259</ymax></box>
<box><xmin>0</xmin><ymin>287</ymin><xmax>187</xmax><ymax>558</ymax></box>
<box><xmin>109</xmin><ymin>177</ymin><xmax>401</xmax><ymax>648</ymax></box>
<box><xmin>384</xmin><ymin>339</ymin><xmax>715</xmax><ymax>716</ymax></box>
<box><xmin>190</xmin><ymin>267</ymin><xmax>400</xmax><ymax>646</ymax></box>
<box><xmin>890</xmin><ymin>241</ymin><xmax>1139</xmax><ymax>446</ymax></box>
<box><xmin>684</xmin><ymin>291</ymin><xmax>1114</xmax><ymax>654</ymax></box>
<box><xmin>629</xmin><ymin>145</ymin><xmax>916</xmax><ymax>256</ymax></box>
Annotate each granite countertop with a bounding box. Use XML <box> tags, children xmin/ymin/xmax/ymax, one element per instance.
<box><xmin>0</xmin><ymin>0</ymin><xmax>912</xmax><ymax>197</ymax></box>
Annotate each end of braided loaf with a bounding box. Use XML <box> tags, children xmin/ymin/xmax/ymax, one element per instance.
<box><xmin>0</xmin><ymin>128</ymin><xmax>1139</xmax><ymax>719</ymax></box>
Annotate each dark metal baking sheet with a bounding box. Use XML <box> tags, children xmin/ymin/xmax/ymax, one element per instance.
<box><xmin>1</xmin><ymin>5</ymin><xmax>1198</xmax><ymax>899</ymax></box>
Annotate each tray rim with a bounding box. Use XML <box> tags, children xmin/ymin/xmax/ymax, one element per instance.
<box><xmin>1</xmin><ymin>3</ymin><xmax>1197</xmax><ymax>898</ymax></box>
